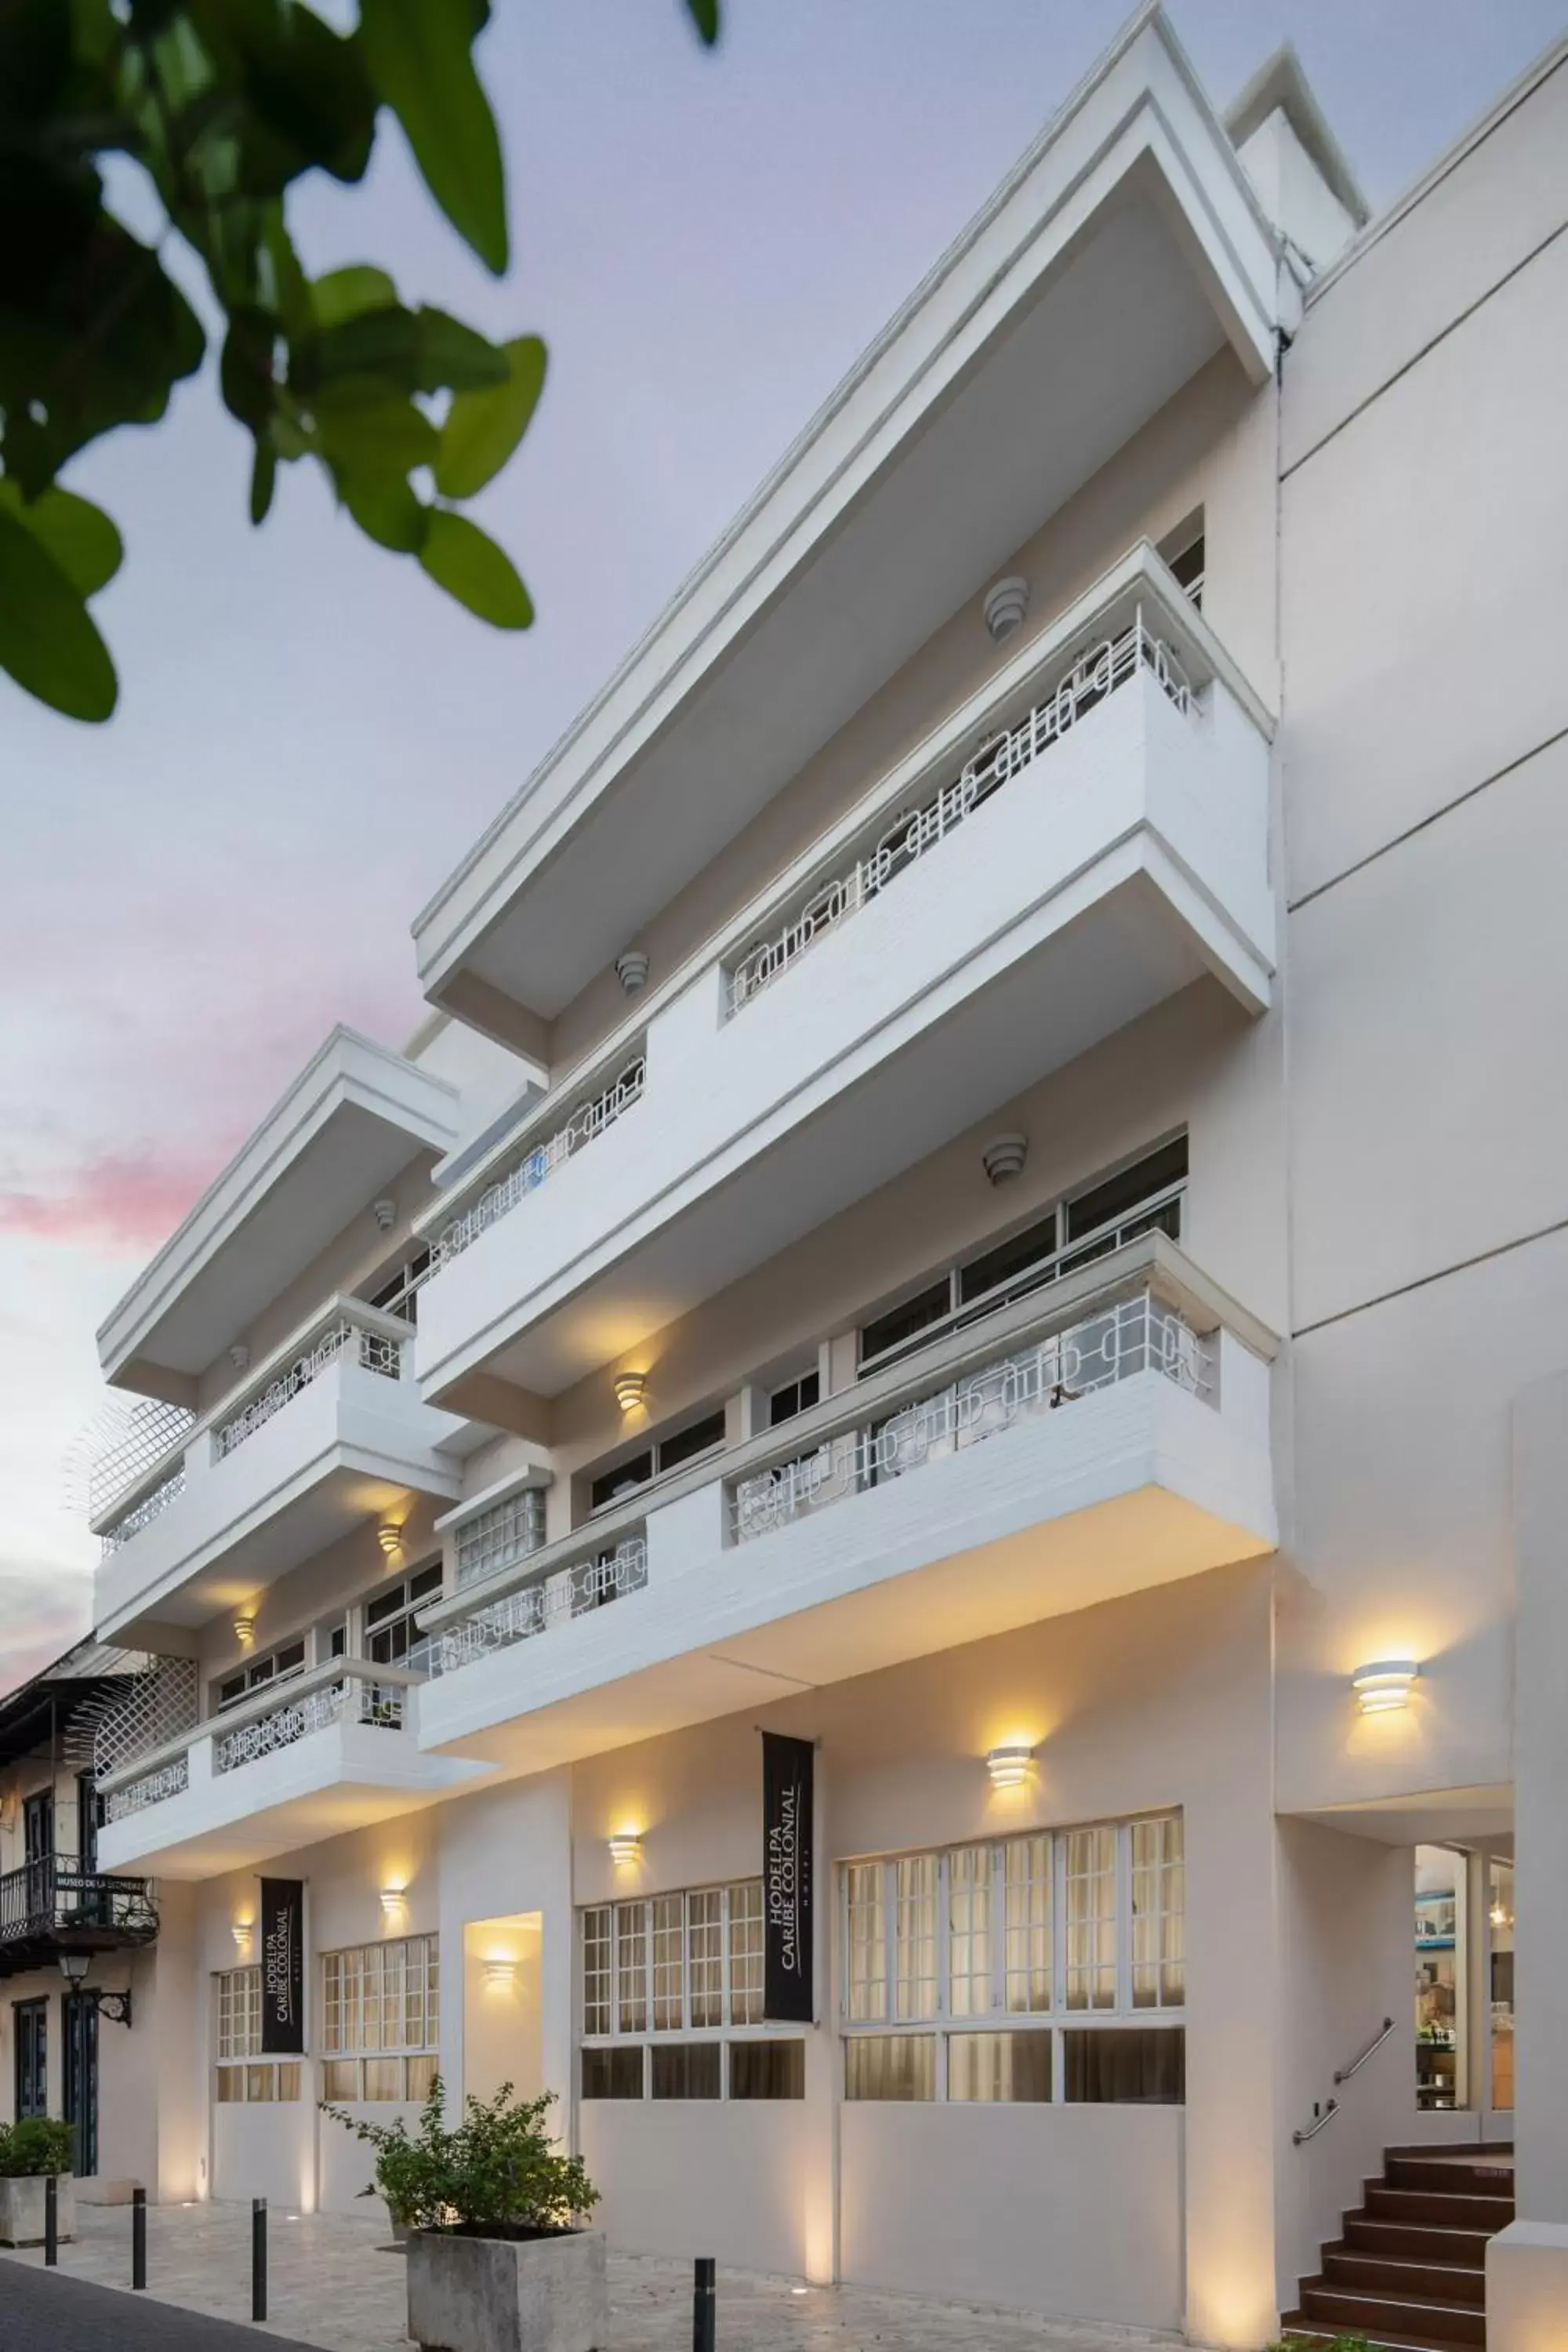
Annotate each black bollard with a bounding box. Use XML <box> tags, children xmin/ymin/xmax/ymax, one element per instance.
<box><xmin>693</xmin><ymin>2256</ymin><xmax>716</xmax><ymax>2352</ymax></box>
<box><xmin>252</xmin><ymin>2197</ymin><xmax>267</xmax><ymax>2323</ymax></box>
<box><xmin>132</xmin><ymin>2186</ymin><xmax>147</xmax><ymax>2288</ymax></box>
<box><xmin>43</xmin><ymin>2175</ymin><xmax>56</xmax><ymax>2267</ymax></box>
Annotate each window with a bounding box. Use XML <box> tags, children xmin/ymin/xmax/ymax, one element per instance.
<box><xmin>1162</xmin><ymin>525</ymin><xmax>1204</xmax><ymax>609</ymax></box>
<box><xmin>319</xmin><ymin>1934</ymin><xmax>439</xmax><ymax>2101</ymax></box>
<box><xmin>214</xmin><ymin>1966</ymin><xmax>301</xmax><ymax>2103</ymax></box>
<box><xmin>858</xmin><ymin>1138</ymin><xmax>1187</xmax><ymax>1374</ymax></box>
<box><xmin>589</xmin><ymin>1408</ymin><xmax>727</xmax><ymax>1513</ymax></box>
<box><xmin>768</xmin><ymin>1369</ymin><xmax>820</xmax><ymax>1427</ymax></box>
<box><xmin>367</xmin><ymin>1248</ymin><xmax>430</xmax><ymax>1327</ymax></box>
<box><xmin>579</xmin><ymin>1882</ymin><xmax>795</xmax><ymax>2100</ymax></box>
<box><xmin>216</xmin><ymin>1639</ymin><xmax>307</xmax><ymax>1711</ymax></box>
<box><xmin>842</xmin><ymin>1817</ymin><xmax>1184</xmax><ymax>2104</ymax></box>
<box><xmin>365</xmin><ymin>1564</ymin><xmax>444</xmax><ymax>1667</ymax></box>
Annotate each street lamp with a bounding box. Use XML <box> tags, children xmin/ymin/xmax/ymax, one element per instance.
<box><xmin>57</xmin><ymin>1952</ymin><xmax>133</xmax><ymax>2025</ymax></box>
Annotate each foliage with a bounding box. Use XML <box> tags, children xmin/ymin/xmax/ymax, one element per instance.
<box><xmin>0</xmin><ymin>2117</ymin><xmax>78</xmax><ymax>2177</ymax></box>
<box><xmin>322</xmin><ymin>2077</ymin><xmax>598</xmax><ymax>2234</ymax></box>
<box><xmin>0</xmin><ymin>0</ymin><xmax>720</xmax><ymax>722</ymax></box>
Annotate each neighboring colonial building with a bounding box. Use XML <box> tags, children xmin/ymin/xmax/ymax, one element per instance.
<box><xmin>21</xmin><ymin>9</ymin><xmax>1567</xmax><ymax>2343</ymax></box>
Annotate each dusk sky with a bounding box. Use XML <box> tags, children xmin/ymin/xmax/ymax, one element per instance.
<box><xmin>2</xmin><ymin>0</ymin><xmax>1559</xmax><ymax>1696</ymax></box>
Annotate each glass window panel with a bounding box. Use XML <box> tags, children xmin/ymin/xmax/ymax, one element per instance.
<box><xmin>688</xmin><ymin>1891</ymin><xmax>724</xmax><ymax>2028</ymax></box>
<box><xmin>321</xmin><ymin>2059</ymin><xmax>359</xmax><ymax>2102</ymax></box>
<box><xmin>947</xmin><ymin>1846</ymin><xmax>992</xmax><ymax>2018</ymax></box>
<box><xmin>582</xmin><ymin>2045</ymin><xmax>644</xmax><ymax>2100</ymax></box>
<box><xmin>860</xmin><ymin>1280</ymin><xmax>952</xmax><ymax>1370</ymax></box>
<box><xmin>278</xmin><ymin>2063</ymin><xmax>302</xmax><ymax>2103</ymax></box>
<box><xmin>1064</xmin><ymin>1826</ymin><xmax>1117</xmax><ymax>2011</ymax></box>
<box><xmin>729</xmin><ymin>2039</ymin><xmax>805</xmax><ymax>2100</ymax></box>
<box><xmin>727</xmin><ymin>1882</ymin><xmax>764</xmax><ymax>2027</ymax></box>
<box><xmin>405</xmin><ymin>2053</ymin><xmax>437</xmax><ymax>2103</ymax></box>
<box><xmin>245</xmin><ymin>2064</ymin><xmax>275</xmax><ymax>2103</ymax></box>
<box><xmin>216</xmin><ymin>2066</ymin><xmax>244</xmax><ymax>2103</ymax></box>
<box><xmin>844</xmin><ymin>2034</ymin><xmax>935</xmax><ymax>2100</ymax></box>
<box><xmin>319</xmin><ymin>1936</ymin><xmax>438</xmax><ymax>2055</ymax></box>
<box><xmin>894</xmin><ymin>1854</ymin><xmax>938</xmax><ymax>2020</ymax></box>
<box><xmin>658</xmin><ymin>1410</ymin><xmax>727</xmax><ymax>1474</ymax></box>
<box><xmin>652</xmin><ymin>1894</ymin><xmax>685</xmax><ymax>2031</ymax></box>
<box><xmin>362</xmin><ymin>2056</ymin><xmax>405</xmax><ymax>2102</ymax></box>
<box><xmin>1131</xmin><ymin>1815</ymin><xmax>1185</xmax><ymax>2010</ymax></box>
<box><xmin>948</xmin><ymin>2031</ymin><xmax>1052</xmax><ymax>2103</ymax></box>
<box><xmin>1004</xmin><ymin>1835</ymin><xmax>1052</xmax><ymax>2014</ymax></box>
<box><xmin>616</xmin><ymin>1902</ymin><xmax>648</xmax><ymax>2034</ymax></box>
<box><xmin>583</xmin><ymin>1906</ymin><xmax>612</xmax><ymax>2038</ymax></box>
<box><xmin>1064</xmin><ymin>2027</ymin><xmax>1185</xmax><ymax>2104</ymax></box>
<box><xmin>845</xmin><ymin>1863</ymin><xmax>887</xmax><ymax>2023</ymax></box>
<box><xmin>651</xmin><ymin>2042</ymin><xmax>721</xmax><ymax>2100</ymax></box>
<box><xmin>1064</xmin><ymin>1138</ymin><xmax>1188</xmax><ymax>1243</ymax></box>
<box><xmin>959</xmin><ymin>1211</ymin><xmax>1060</xmax><ymax>1306</ymax></box>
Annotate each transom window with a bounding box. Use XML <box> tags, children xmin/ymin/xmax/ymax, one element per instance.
<box><xmin>320</xmin><ymin>1933</ymin><xmax>440</xmax><ymax>2103</ymax></box>
<box><xmin>858</xmin><ymin>1137</ymin><xmax>1187</xmax><ymax>1374</ymax></box>
<box><xmin>579</xmin><ymin>1882</ymin><xmax>800</xmax><ymax>2102</ymax></box>
<box><xmin>216</xmin><ymin>1639</ymin><xmax>306</xmax><ymax>1712</ymax></box>
<box><xmin>588</xmin><ymin>1408</ymin><xmax>727</xmax><ymax>1515</ymax></box>
<box><xmin>214</xmin><ymin>1965</ymin><xmax>299</xmax><ymax>2103</ymax></box>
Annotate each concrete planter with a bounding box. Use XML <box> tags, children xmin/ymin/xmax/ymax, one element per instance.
<box><xmin>407</xmin><ymin>2225</ymin><xmax>606</xmax><ymax>2352</ymax></box>
<box><xmin>0</xmin><ymin>2176</ymin><xmax>75</xmax><ymax>2247</ymax></box>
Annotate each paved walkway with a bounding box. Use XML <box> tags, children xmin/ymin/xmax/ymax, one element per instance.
<box><xmin>0</xmin><ymin>2201</ymin><xmax>1181</xmax><ymax>2352</ymax></box>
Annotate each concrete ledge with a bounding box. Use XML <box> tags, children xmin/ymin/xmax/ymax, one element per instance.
<box><xmin>1486</xmin><ymin>2219</ymin><xmax>1568</xmax><ymax>2352</ymax></box>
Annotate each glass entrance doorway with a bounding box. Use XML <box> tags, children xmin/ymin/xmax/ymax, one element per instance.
<box><xmin>1413</xmin><ymin>1843</ymin><xmax>1515</xmax><ymax>2123</ymax></box>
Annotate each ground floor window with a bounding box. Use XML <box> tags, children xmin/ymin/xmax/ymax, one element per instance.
<box><xmin>213</xmin><ymin>1965</ymin><xmax>301</xmax><ymax>2103</ymax></box>
<box><xmin>319</xmin><ymin>1934</ymin><xmax>439</xmax><ymax>2102</ymax></box>
<box><xmin>582</xmin><ymin>2038</ymin><xmax>805</xmax><ymax>2101</ymax></box>
<box><xmin>580</xmin><ymin>1878</ymin><xmax>801</xmax><ymax>2100</ymax></box>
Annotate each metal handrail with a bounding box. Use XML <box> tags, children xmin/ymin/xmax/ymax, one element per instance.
<box><xmin>1293</xmin><ymin>2100</ymin><xmax>1339</xmax><ymax>2147</ymax></box>
<box><xmin>1335</xmin><ymin>2015</ymin><xmax>1395</xmax><ymax>2085</ymax></box>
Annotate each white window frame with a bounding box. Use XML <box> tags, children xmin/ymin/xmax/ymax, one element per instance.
<box><xmin>213</xmin><ymin>1965</ymin><xmax>300</xmax><ymax>2103</ymax></box>
<box><xmin>578</xmin><ymin>1881</ymin><xmax>800</xmax><ymax>2102</ymax></box>
<box><xmin>318</xmin><ymin>1933</ymin><xmax>441</xmax><ymax>2103</ymax></box>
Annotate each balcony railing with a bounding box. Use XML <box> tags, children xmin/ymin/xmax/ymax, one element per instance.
<box><xmin>412</xmin><ymin>1533</ymin><xmax>648</xmax><ymax>1679</ymax></box>
<box><xmin>102</xmin><ymin>1758</ymin><xmax>191</xmax><ymax>1823</ymax></box>
<box><xmin>82</xmin><ymin>1398</ymin><xmax>195</xmax><ymax>1526</ymax></box>
<box><xmin>101</xmin><ymin>1463</ymin><xmax>187</xmax><ymax>1552</ymax></box>
<box><xmin>724</xmin><ymin>613</ymin><xmax>1193</xmax><ymax>1015</ymax></box>
<box><xmin>0</xmin><ymin>1853</ymin><xmax>159</xmax><ymax>1975</ymax></box>
<box><xmin>730</xmin><ymin>1285</ymin><xmax>1208</xmax><ymax>1541</ymax></box>
<box><xmin>427</xmin><ymin>1056</ymin><xmax>646</xmax><ymax>1275</ymax></box>
<box><xmin>213</xmin><ymin>1306</ymin><xmax>405</xmax><ymax>1461</ymax></box>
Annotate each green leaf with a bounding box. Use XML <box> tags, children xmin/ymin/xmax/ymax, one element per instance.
<box><xmin>311</xmin><ymin>383</ymin><xmax>440</xmax><ymax>485</ymax></box>
<box><xmin>684</xmin><ymin>0</ymin><xmax>720</xmax><ymax>43</ymax></box>
<box><xmin>435</xmin><ymin>335</ymin><xmax>546</xmax><ymax>499</ymax></box>
<box><xmin>220</xmin><ymin>306</ymin><xmax>278</xmax><ymax>434</ymax></box>
<box><xmin>412</xmin><ymin>308</ymin><xmax>507</xmax><ymax>394</ymax></box>
<box><xmin>342</xmin><ymin>480</ymin><xmax>429</xmax><ymax>554</ymax></box>
<box><xmin>358</xmin><ymin>0</ymin><xmax>508</xmax><ymax>274</ymax></box>
<box><xmin>0</xmin><ymin>510</ymin><xmax>117</xmax><ymax>721</ymax></box>
<box><xmin>250</xmin><ymin>441</ymin><xmax>278</xmax><ymax>524</ymax></box>
<box><xmin>311</xmin><ymin>267</ymin><xmax>397</xmax><ymax>328</ymax></box>
<box><xmin>419</xmin><ymin>510</ymin><xmax>532</xmax><ymax>628</ymax></box>
<box><xmin>0</xmin><ymin>482</ymin><xmax>122</xmax><ymax>597</ymax></box>
<box><xmin>185</xmin><ymin>0</ymin><xmax>377</xmax><ymax>187</ymax></box>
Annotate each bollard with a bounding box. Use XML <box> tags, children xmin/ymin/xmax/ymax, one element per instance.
<box><xmin>252</xmin><ymin>2197</ymin><xmax>267</xmax><ymax>2324</ymax></box>
<box><xmin>693</xmin><ymin>2256</ymin><xmax>716</xmax><ymax>2352</ymax></box>
<box><xmin>132</xmin><ymin>2186</ymin><xmax>147</xmax><ymax>2289</ymax></box>
<box><xmin>43</xmin><ymin>2175</ymin><xmax>56</xmax><ymax>2268</ymax></box>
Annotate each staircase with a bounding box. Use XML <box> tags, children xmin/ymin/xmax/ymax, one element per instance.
<box><xmin>1283</xmin><ymin>2147</ymin><xmax>1514</xmax><ymax>2351</ymax></box>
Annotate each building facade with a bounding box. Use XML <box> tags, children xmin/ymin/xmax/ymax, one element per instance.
<box><xmin>13</xmin><ymin>10</ymin><xmax>1567</xmax><ymax>2343</ymax></box>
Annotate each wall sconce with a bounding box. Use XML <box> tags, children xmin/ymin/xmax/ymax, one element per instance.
<box><xmin>608</xmin><ymin>1832</ymin><xmax>643</xmax><ymax>1867</ymax></box>
<box><xmin>981</xmin><ymin>1131</ymin><xmax>1028</xmax><ymax>1186</ymax></box>
<box><xmin>1352</xmin><ymin>1659</ymin><xmax>1420</xmax><ymax>1715</ymax></box>
<box><xmin>373</xmin><ymin>1197</ymin><xmax>397</xmax><ymax>1233</ymax></box>
<box><xmin>615</xmin><ymin>950</ymin><xmax>649</xmax><ymax>996</ymax></box>
<box><xmin>376</xmin><ymin>1522</ymin><xmax>403</xmax><ymax>1559</ymax></box>
<box><xmin>612</xmin><ymin>1370</ymin><xmax>647</xmax><ymax>1415</ymax></box>
<box><xmin>985</xmin><ymin>1744</ymin><xmax>1035</xmax><ymax>1789</ymax></box>
<box><xmin>229</xmin><ymin>1343</ymin><xmax>250</xmax><ymax>1372</ymax></box>
<box><xmin>483</xmin><ymin>1958</ymin><xmax>517</xmax><ymax>1989</ymax></box>
<box><xmin>232</xmin><ymin>1922</ymin><xmax>252</xmax><ymax>1951</ymax></box>
<box><xmin>233</xmin><ymin>1614</ymin><xmax>256</xmax><ymax>1649</ymax></box>
<box><xmin>379</xmin><ymin>1886</ymin><xmax>405</xmax><ymax>1918</ymax></box>
<box><xmin>982</xmin><ymin>575</ymin><xmax>1030</xmax><ymax>642</ymax></box>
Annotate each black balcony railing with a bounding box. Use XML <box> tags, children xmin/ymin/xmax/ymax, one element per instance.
<box><xmin>0</xmin><ymin>1854</ymin><xmax>158</xmax><ymax>1980</ymax></box>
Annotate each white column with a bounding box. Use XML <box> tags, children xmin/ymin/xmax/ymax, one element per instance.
<box><xmin>1487</xmin><ymin>1371</ymin><xmax>1568</xmax><ymax>2350</ymax></box>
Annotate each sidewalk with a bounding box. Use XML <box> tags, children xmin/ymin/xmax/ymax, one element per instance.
<box><xmin>0</xmin><ymin>2201</ymin><xmax>1185</xmax><ymax>2352</ymax></box>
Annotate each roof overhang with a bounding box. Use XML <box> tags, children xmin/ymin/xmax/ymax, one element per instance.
<box><xmin>98</xmin><ymin>1029</ymin><xmax>459</xmax><ymax>1396</ymax></box>
<box><xmin>412</xmin><ymin>2</ymin><xmax>1283</xmax><ymax>1036</ymax></box>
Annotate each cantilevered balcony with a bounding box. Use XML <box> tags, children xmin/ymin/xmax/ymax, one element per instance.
<box><xmin>416</xmin><ymin>546</ymin><xmax>1275</xmax><ymax>1408</ymax></box>
<box><xmin>0</xmin><ymin>1855</ymin><xmax>159</xmax><ymax>1980</ymax></box>
<box><xmin>93</xmin><ymin>1296</ymin><xmax>468</xmax><ymax>1646</ymax></box>
<box><xmin>412</xmin><ymin>1232</ymin><xmax>1278</xmax><ymax>1773</ymax></box>
<box><xmin>95</xmin><ymin>1660</ymin><xmax>489</xmax><ymax>1879</ymax></box>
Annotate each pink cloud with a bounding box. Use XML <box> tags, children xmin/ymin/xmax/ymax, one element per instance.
<box><xmin>0</xmin><ymin>1579</ymin><xmax>93</xmax><ymax>1702</ymax></box>
<box><xmin>0</xmin><ymin>1143</ymin><xmax>239</xmax><ymax>1254</ymax></box>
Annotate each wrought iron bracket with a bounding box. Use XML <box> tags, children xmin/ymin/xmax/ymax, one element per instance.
<box><xmin>83</xmin><ymin>1987</ymin><xmax>133</xmax><ymax>2027</ymax></box>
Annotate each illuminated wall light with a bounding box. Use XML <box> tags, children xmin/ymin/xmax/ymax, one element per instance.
<box><xmin>608</xmin><ymin>1832</ymin><xmax>643</xmax><ymax>1867</ymax></box>
<box><xmin>1352</xmin><ymin>1659</ymin><xmax>1420</xmax><ymax>1715</ymax></box>
<box><xmin>483</xmin><ymin>1958</ymin><xmax>517</xmax><ymax>1989</ymax></box>
<box><xmin>379</xmin><ymin>1886</ymin><xmax>405</xmax><ymax>1918</ymax></box>
<box><xmin>612</xmin><ymin>1370</ymin><xmax>647</xmax><ymax>1415</ymax></box>
<box><xmin>233</xmin><ymin>1615</ymin><xmax>256</xmax><ymax>1649</ymax></box>
<box><xmin>232</xmin><ymin>1922</ymin><xmax>252</xmax><ymax>1951</ymax></box>
<box><xmin>985</xmin><ymin>1744</ymin><xmax>1035</xmax><ymax>1789</ymax></box>
<box><xmin>376</xmin><ymin>1522</ymin><xmax>403</xmax><ymax>1558</ymax></box>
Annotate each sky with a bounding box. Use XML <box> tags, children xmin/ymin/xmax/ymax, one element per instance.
<box><xmin>1</xmin><ymin>0</ymin><xmax>1561</xmax><ymax>1697</ymax></box>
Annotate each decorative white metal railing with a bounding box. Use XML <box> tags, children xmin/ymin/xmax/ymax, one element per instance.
<box><xmin>726</xmin><ymin>613</ymin><xmax>1193</xmax><ymax>1014</ymax></box>
<box><xmin>85</xmin><ymin>1397</ymin><xmax>195</xmax><ymax>1523</ymax></box>
<box><xmin>454</xmin><ymin>1486</ymin><xmax>548</xmax><ymax>1590</ymax></box>
<box><xmin>428</xmin><ymin>1057</ymin><xmax>645</xmax><ymax>1274</ymax></box>
<box><xmin>102</xmin><ymin>1757</ymin><xmax>191</xmax><ymax>1824</ymax></box>
<box><xmin>212</xmin><ymin>1672</ymin><xmax>407</xmax><ymax>1775</ymax></box>
<box><xmin>413</xmin><ymin>1535</ymin><xmax>648</xmax><ymax>1679</ymax></box>
<box><xmin>100</xmin><ymin>1465</ymin><xmax>187</xmax><ymax>1555</ymax></box>
<box><xmin>728</xmin><ymin>1287</ymin><xmax>1210</xmax><ymax>1542</ymax></box>
<box><xmin>213</xmin><ymin>1312</ymin><xmax>403</xmax><ymax>1461</ymax></box>
<box><xmin>92</xmin><ymin>1655</ymin><xmax>199</xmax><ymax>1780</ymax></box>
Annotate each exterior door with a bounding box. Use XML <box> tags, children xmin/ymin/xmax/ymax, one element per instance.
<box><xmin>14</xmin><ymin>1998</ymin><xmax>48</xmax><ymax>2119</ymax></box>
<box><xmin>23</xmin><ymin>1790</ymin><xmax>54</xmax><ymax>1926</ymax></box>
<box><xmin>63</xmin><ymin>1994</ymin><xmax>98</xmax><ymax>2176</ymax></box>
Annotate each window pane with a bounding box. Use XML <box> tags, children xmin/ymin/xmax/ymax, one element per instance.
<box><xmin>583</xmin><ymin>1906</ymin><xmax>612</xmax><ymax>2037</ymax></box>
<box><xmin>616</xmin><ymin>1903</ymin><xmax>648</xmax><ymax>2034</ymax></box>
<box><xmin>278</xmin><ymin>2063</ymin><xmax>302</xmax><ymax>2103</ymax></box>
<box><xmin>948</xmin><ymin>1846</ymin><xmax>992</xmax><ymax>2018</ymax></box>
<box><xmin>845</xmin><ymin>1863</ymin><xmax>887</xmax><ymax>2022</ymax></box>
<box><xmin>959</xmin><ymin>1211</ymin><xmax>1059</xmax><ymax>1306</ymax></box>
<box><xmin>844</xmin><ymin>2035</ymin><xmax>935</xmax><ymax>2101</ymax></box>
<box><xmin>688</xmin><ymin>1891</ymin><xmax>723</xmax><ymax>2028</ymax></box>
<box><xmin>658</xmin><ymin>1410</ymin><xmax>727</xmax><ymax>1473</ymax></box>
<box><xmin>405</xmin><ymin>2054</ymin><xmax>437</xmax><ymax>2103</ymax></box>
<box><xmin>651</xmin><ymin>2042</ymin><xmax>721</xmax><ymax>2100</ymax></box>
<box><xmin>894</xmin><ymin>1854</ymin><xmax>938</xmax><ymax>2020</ymax></box>
<box><xmin>590</xmin><ymin>1452</ymin><xmax>652</xmax><ymax>1512</ymax></box>
<box><xmin>216</xmin><ymin>2066</ymin><xmax>244</xmax><ymax>2103</ymax></box>
<box><xmin>1131</xmin><ymin>1815</ymin><xmax>1185</xmax><ymax>2009</ymax></box>
<box><xmin>949</xmin><ymin>2031</ymin><xmax>1052</xmax><ymax>2103</ymax></box>
<box><xmin>1064</xmin><ymin>1138</ymin><xmax>1187</xmax><ymax>1243</ymax></box>
<box><xmin>1004</xmin><ymin>1835</ymin><xmax>1052</xmax><ymax>2014</ymax></box>
<box><xmin>321</xmin><ymin>2059</ymin><xmax>359</xmax><ymax>2102</ymax></box>
<box><xmin>582</xmin><ymin>2045</ymin><xmax>644</xmax><ymax>2100</ymax></box>
<box><xmin>652</xmin><ymin>1894</ymin><xmax>684</xmax><ymax>2031</ymax></box>
<box><xmin>860</xmin><ymin>1280</ymin><xmax>950</xmax><ymax>1369</ymax></box>
<box><xmin>1064</xmin><ymin>2027</ymin><xmax>1185</xmax><ymax>2104</ymax></box>
<box><xmin>362</xmin><ymin>2056</ymin><xmax>405</xmax><ymax>2102</ymax></box>
<box><xmin>1064</xmin><ymin>1826</ymin><xmax>1117</xmax><ymax>2011</ymax></box>
<box><xmin>727</xmin><ymin>1882</ymin><xmax>763</xmax><ymax>2027</ymax></box>
<box><xmin>245</xmin><ymin>2065</ymin><xmax>275</xmax><ymax>2103</ymax></box>
<box><xmin>729</xmin><ymin>2039</ymin><xmax>805</xmax><ymax>2100</ymax></box>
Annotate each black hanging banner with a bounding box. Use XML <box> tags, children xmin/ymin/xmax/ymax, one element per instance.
<box><xmin>259</xmin><ymin>1878</ymin><xmax>304</xmax><ymax>2054</ymax></box>
<box><xmin>761</xmin><ymin>1732</ymin><xmax>814</xmax><ymax>2023</ymax></box>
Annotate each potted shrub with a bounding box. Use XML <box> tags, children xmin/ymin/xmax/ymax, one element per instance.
<box><xmin>325</xmin><ymin>2078</ymin><xmax>603</xmax><ymax>2352</ymax></box>
<box><xmin>0</xmin><ymin>2118</ymin><xmax>78</xmax><ymax>2247</ymax></box>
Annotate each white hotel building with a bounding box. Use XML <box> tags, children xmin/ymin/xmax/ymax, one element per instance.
<box><xmin>6</xmin><ymin>11</ymin><xmax>1567</xmax><ymax>2345</ymax></box>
